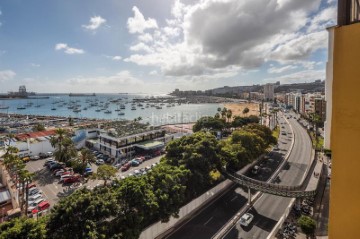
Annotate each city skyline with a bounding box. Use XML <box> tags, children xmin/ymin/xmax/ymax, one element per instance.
<box><xmin>0</xmin><ymin>0</ymin><xmax>336</xmax><ymax>94</ymax></box>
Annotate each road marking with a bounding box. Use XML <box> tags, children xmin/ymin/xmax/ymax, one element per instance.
<box><xmin>204</xmin><ymin>217</ymin><xmax>213</xmax><ymax>226</ymax></box>
<box><xmin>230</xmin><ymin>196</ymin><xmax>238</xmax><ymax>202</ymax></box>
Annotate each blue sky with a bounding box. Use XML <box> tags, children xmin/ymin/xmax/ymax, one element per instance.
<box><xmin>0</xmin><ymin>0</ymin><xmax>337</xmax><ymax>94</ymax></box>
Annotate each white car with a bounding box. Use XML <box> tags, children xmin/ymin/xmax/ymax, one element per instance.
<box><xmin>26</xmin><ymin>192</ymin><xmax>43</xmax><ymax>201</ymax></box>
<box><xmin>59</xmin><ymin>174</ymin><xmax>73</xmax><ymax>182</ymax></box>
<box><xmin>239</xmin><ymin>213</ymin><xmax>254</xmax><ymax>227</ymax></box>
<box><xmin>27</xmin><ymin>194</ymin><xmax>44</xmax><ymax>204</ymax></box>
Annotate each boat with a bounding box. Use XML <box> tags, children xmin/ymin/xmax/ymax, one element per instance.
<box><xmin>17</xmin><ymin>106</ymin><xmax>26</xmax><ymax>110</ymax></box>
<box><xmin>118</xmin><ymin>112</ymin><xmax>125</xmax><ymax>116</ymax></box>
<box><xmin>156</xmin><ymin>106</ymin><xmax>162</xmax><ymax>109</ymax></box>
<box><xmin>104</xmin><ymin>110</ymin><xmax>112</xmax><ymax>114</ymax></box>
<box><xmin>73</xmin><ymin>109</ymin><xmax>81</xmax><ymax>113</ymax></box>
<box><xmin>0</xmin><ymin>105</ymin><xmax>9</xmax><ymax>109</ymax></box>
<box><xmin>83</xmin><ymin>107</ymin><xmax>88</xmax><ymax>110</ymax></box>
<box><xmin>51</xmin><ymin>107</ymin><xmax>56</xmax><ymax>111</ymax></box>
<box><xmin>95</xmin><ymin>109</ymin><xmax>101</xmax><ymax>112</ymax></box>
<box><xmin>131</xmin><ymin>106</ymin><xmax>136</xmax><ymax>110</ymax></box>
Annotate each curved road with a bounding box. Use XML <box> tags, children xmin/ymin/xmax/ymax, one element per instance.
<box><xmin>224</xmin><ymin>112</ymin><xmax>312</xmax><ymax>239</ymax></box>
<box><xmin>166</xmin><ymin>112</ymin><xmax>309</xmax><ymax>239</ymax></box>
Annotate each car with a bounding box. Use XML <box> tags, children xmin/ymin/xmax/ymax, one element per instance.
<box><xmin>30</xmin><ymin>155</ymin><xmax>40</xmax><ymax>161</ymax></box>
<box><xmin>121</xmin><ymin>163</ymin><xmax>131</xmax><ymax>172</ymax></box>
<box><xmin>95</xmin><ymin>159</ymin><xmax>105</xmax><ymax>165</ymax></box>
<box><xmin>63</xmin><ymin>175</ymin><xmax>81</xmax><ymax>184</ymax></box>
<box><xmin>131</xmin><ymin>159</ymin><xmax>140</xmax><ymax>167</ymax></box>
<box><xmin>28</xmin><ymin>188</ymin><xmax>41</xmax><ymax>196</ymax></box>
<box><xmin>84</xmin><ymin>168</ymin><xmax>93</xmax><ymax>176</ymax></box>
<box><xmin>144</xmin><ymin>155</ymin><xmax>152</xmax><ymax>160</ymax></box>
<box><xmin>50</xmin><ymin>163</ymin><xmax>65</xmax><ymax>171</ymax></box>
<box><xmin>58</xmin><ymin>171</ymin><xmax>72</xmax><ymax>177</ymax></box>
<box><xmin>281</xmin><ymin>132</ymin><xmax>287</xmax><ymax>135</ymax></box>
<box><xmin>26</xmin><ymin>192</ymin><xmax>43</xmax><ymax>201</ymax></box>
<box><xmin>59</xmin><ymin>174</ymin><xmax>73</xmax><ymax>182</ymax></box>
<box><xmin>46</xmin><ymin>152</ymin><xmax>53</xmax><ymax>157</ymax></box>
<box><xmin>26</xmin><ymin>183</ymin><xmax>37</xmax><ymax>189</ymax></box>
<box><xmin>27</xmin><ymin>198</ymin><xmax>45</xmax><ymax>212</ymax></box>
<box><xmin>22</xmin><ymin>157</ymin><xmax>30</xmax><ymax>163</ymax></box>
<box><xmin>27</xmin><ymin>194</ymin><xmax>44</xmax><ymax>205</ymax></box>
<box><xmin>114</xmin><ymin>163</ymin><xmax>122</xmax><ymax>169</ymax></box>
<box><xmin>31</xmin><ymin>201</ymin><xmax>50</xmax><ymax>215</ymax></box>
<box><xmin>134</xmin><ymin>170</ymin><xmax>141</xmax><ymax>176</ymax></box>
<box><xmin>239</xmin><ymin>213</ymin><xmax>254</xmax><ymax>227</ymax></box>
<box><xmin>145</xmin><ymin>166</ymin><xmax>151</xmax><ymax>171</ymax></box>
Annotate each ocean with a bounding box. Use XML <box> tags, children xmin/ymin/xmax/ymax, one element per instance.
<box><xmin>0</xmin><ymin>94</ymin><xmax>222</xmax><ymax>126</ymax></box>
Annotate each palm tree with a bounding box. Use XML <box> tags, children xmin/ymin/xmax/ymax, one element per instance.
<box><xmin>51</xmin><ymin>129</ymin><xmax>76</xmax><ymax>163</ymax></box>
<box><xmin>78</xmin><ymin>148</ymin><xmax>96</xmax><ymax>167</ymax></box>
<box><xmin>221</xmin><ymin>107</ymin><xmax>228</xmax><ymax>120</ymax></box>
<box><xmin>18</xmin><ymin>169</ymin><xmax>34</xmax><ymax>216</ymax></box>
<box><xmin>137</xmin><ymin>116</ymin><xmax>142</xmax><ymax>121</ymax></box>
<box><xmin>226</xmin><ymin>109</ymin><xmax>232</xmax><ymax>123</ymax></box>
<box><xmin>217</xmin><ymin>107</ymin><xmax>222</xmax><ymax>114</ymax></box>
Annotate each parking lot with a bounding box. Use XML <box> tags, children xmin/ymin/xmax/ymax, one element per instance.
<box><xmin>25</xmin><ymin>154</ymin><xmax>163</xmax><ymax>207</ymax></box>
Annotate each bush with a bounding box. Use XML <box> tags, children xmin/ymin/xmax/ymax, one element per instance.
<box><xmin>298</xmin><ymin>215</ymin><xmax>316</xmax><ymax>236</ymax></box>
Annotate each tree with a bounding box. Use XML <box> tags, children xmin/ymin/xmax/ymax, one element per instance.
<box><xmin>192</xmin><ymin>116</ymin><xmax>225</xmax><ymax>132</ymax></box>
<box><xmin>242</xmin><ymin>107</ymin><xmax>250</xmax><ymax>116</ymax></box>
<box><xmin>50</xmin><ymin>129</ymin><xmax>77</xmax><ymax>163</ymax></box>
<box><xmin>226</xmin><ymin>109</ymin><xmax>232</xmax><ymax>123</ymax></box>
<box><xmin>0</xmin><ymin>217</ymin><xmax>47</xmax><ymax>239</ymax></box>
<box><xmin>32</xmin><ymin>124</ymin><xmax>45</xmax><ymax>132</ymax></box>
<box><xmin>221</xmin><ymin>107</ymin><xmax>228</xmax><ymax>120</ymax></box>
<box><xmin>298</xmin><ymin>215</ymin><xmax>316</xmax><ymax>238</ymax></box>
<box><xmin>92</xmin><ymin>164</ymin><xmax>117</xmax><ymax>186</ymax></box>
<box><xmin>47</xmin><ymin>187</ymin><xmax>120</xmax><ymax>239</ymax></box>
<box><xmin>78</xmin><ymin>148</ymin><xmax>95</xmax><ymax>167</ymax></box>
<box><xmin>18</xmin><ymin>170</ymin><xmax>34</xmax><ymax>215</ymax></box>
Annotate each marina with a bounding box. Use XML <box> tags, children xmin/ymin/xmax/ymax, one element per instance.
<box><xmin>0</xmin><ymin>94</ymin><xmax>226</xmax><ymax>126</ymax></box>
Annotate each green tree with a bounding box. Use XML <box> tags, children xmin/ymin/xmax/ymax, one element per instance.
<box><xmin>32</xmin><ymin>124</ymin><xmax>45</xmax><ymax>132</ymax></box>
<box><xmin>192</xmin><ymin>116</ymin><xmax>225</xmax><ymax>132</ymax></box>
<box><xmin>226</xmin><ymin>109</ymin><xmax>232</xmax><ymax>123</ymax></box>
<box><xmin>221</xmin><ymin>107</ymin><xmax>228</xmax><ymax>119</ymax></box>
<box><xmin>92</xmin><ymin>164</ymin><xmax>117</xmax><ymax>186</ymax></box>
<box><xmin>18</xmin><ymin>170</ymin><xmax>34</xmax><ymax>215</ymax></box>
<box><xmin>242</xmin><ymin>107</ymin><xmax>250</xmax><ymax>116</ymax></box>
<box><xmin>47</xmin><ymin>187</ymin><xmax>120</xmax><ymax>239</ymax></box>
<box><xmin>0</xmin><ymin>217</ymin><xmax>47</xmax><ymax>239</ymax></box>
<box><xmin>147</xmin><ymin>164</ymin><xmax>189</xmax><ymax>222</ymax></box>
<box><xmin>78</xmin><ymin>148</ymin><xmax>96</xmax><ymax>168</ymax></box>
<box><xmin>298</xmin><ymin>215</ymin><xmax>316</xmax><ymax>238</ymax></box>
<box><xmin>50</xmin><ymin>129</ymin><xmax>77</xmax><ymax>163</ymax></box>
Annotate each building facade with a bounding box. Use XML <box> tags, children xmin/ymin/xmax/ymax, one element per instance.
<box><xmin>263</xmin><ymin>83</ymin><xmax>274</xmax><ymax>101</ymax></box>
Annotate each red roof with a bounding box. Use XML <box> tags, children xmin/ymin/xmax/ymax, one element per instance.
<box><xmin>16</xmin><ymin>130</ymin><xmax>56</xmax><ymax>141</ymax></box>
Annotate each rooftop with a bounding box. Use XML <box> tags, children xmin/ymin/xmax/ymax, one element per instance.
<box><xmin>16</xmin><ymin>129</ymin><xmax>56</xmax><ymax>141</ymax></box>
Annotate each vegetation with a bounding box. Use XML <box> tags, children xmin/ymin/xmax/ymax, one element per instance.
<box><xmin>32</xmin><ymin>124</ymin><xmax>45</xmax><ymax>132</ymax></box>
<box><xmin>0</xmin><ymin>217</ymin><xmax>47</xmax><ymax>239</ymax></box>
<box><xmin>92</xmin><ymin>164</ymin><xmax>117</xmax><ymax>186</ymax></box>
<box><xmin>272</xmin><ymin>126</ymin><xmax>280</xmax><ymax>140</ymax></box>
<box><xmin>50</xmin><ymin>129</ymin><xmax>77</xmax><ymax>163</ymax></box>
<box><xmin>242</xmin><ymin>107</ymin><xmax>250</xmax><ymax>116</ymax></box>
<box><xmin>2</xmin><ymin>118</ymin><xmax>276</xmax><ymax>239</ymax></box>
<box><xmin>298</xmin><ymin>215</ymin><xmax>316</xmax><ymax>238</ymax></box>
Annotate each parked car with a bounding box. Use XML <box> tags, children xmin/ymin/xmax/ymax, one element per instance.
<box><xmin>239</xmin><ymin>213</ymin><xmax>254</xmax><ymax>227</ymax></box>
<box><xmin>30</xmin><ymin>155</ymin><xmax>40</xmax><ymax>161</ymax></box>
<box><xmin>27</xmin><ymin>194</ymin><xmax>44</xmax><ymax>205</ymax></box>
<box><xmin>50</xmin><ymin>163</ymin><xmax>65</xmax><ymax>171</ymax></box>
<box><xmin>144</xmin><ymin>155</ymin><xmax>152</xmax><ymax>161</ymax></box>
<box><xmin>31</xmin><ymin>201</ymin><xmax>50</xmax><ymax>215</ymax></box>
<box><xmin>28</xmin><ymin>188</ymin><xmax>41</xmax><ymax>196</ymax></box>
<box><xmin>84</xmin><ymin>168</ymin><xmax>93</xmax><ymax>176</ymax></box>
<box><xmin>22</xmin><ymin>157</ymin><xmax>30</xmax><ymax>163</ymax></box>
<box><xmin>121</xmin><ymin>163</ymin><xmax>131</xmax><ymax>172</ymax></box>
<box><xmin>63</xmin><ymin>174</ymin><xmax>81</xmax><ymax>184</ymax></box>
<box><xmin>26</xmin><ymin>192</ymin><xmax>43</xmax><ymax>202</ymax></box>
<box><xmin>59</xmin><ymin>174</ymin><xmax>73</xmax><ymax>183</ymax></box>
<box><xmin>46</xmin><ymin>152</ymin><xmax>53</xmax><ymax>157</ymax></box>
<box><xmin>27</xmin><ymin>198</ymin><xmax>45</xmax><ymax>212</ymax></box>
<box><xmin>26</xmin><ymin>183</ymin><xmax>37</xmax><ymax>189</ymax></box>
<box><xmin>95</xmin><ymin>159</ymin><xmax>105</xmax><ymax>165</ymax></box>
<box><xmin>131</xmin><ymin>159</ymin><xmax>140</xmax><ymax>167</ymax></box>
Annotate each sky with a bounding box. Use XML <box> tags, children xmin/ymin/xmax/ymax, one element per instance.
<box><xmin>0</xmin><ymin>0</ymin><xmax>337</xmax><ymax>94</ymax></box>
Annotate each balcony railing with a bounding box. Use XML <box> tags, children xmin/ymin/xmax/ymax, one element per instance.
<box><xmin>338</xmin><ymin>0</ymin><xmax>360</xmax><ymax>25</ymax></box>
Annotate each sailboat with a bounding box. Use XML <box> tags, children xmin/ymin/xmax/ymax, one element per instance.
<box><xmin>0</xmin><ymin>104</ymin><xmax>9</xmax><ymax>109</ymax></box>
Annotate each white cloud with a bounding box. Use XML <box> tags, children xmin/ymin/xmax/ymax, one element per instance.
<box><xmin>125</xmin><ymin>0</ymin><xmax>328</xmax><ymax>79</ymax></box>
<box><xmin>112</xmin><ymin>56</ymin><xmax>122</xmax><ymax>61</ymax></box>
<box><xmin>82</xmin><ymin>16</ymin><xmax>107</xmax><ymax>31</ymax></box>
<box><xmin>138</xmin><ymin>33</ymin><xmax>153</xmax><ymax>42</ymax></box>
<box><xmin>130</xmin><ymin>42</ymin><xmax>153</xmax><ymax>53</ymax></box>
<box><xmin>127</xmin><ymin>6</ymin><xmax>158</xmax><ymax>34</ymax></box>
<box><xmin>55</xmin><ymin>43</ymin><xmax>85</xmax><ymax>55</ymax></box>
<box><xmin>268</xmin><ymin>65</ymin><xmax>298</xmax><ymax>74</ymax></box>
<box><xmin>0</xmin><ymin>70</ymin><xmax>16</xmax><ymax>82</ymax></box>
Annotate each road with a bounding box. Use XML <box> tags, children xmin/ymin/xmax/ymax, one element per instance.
<box><xmin>166</xmin><ymin>113</ymin><xmax>295</xmax><ymax>239</ymax></box>
<box><xmin>224</xmin><ymin>113</ymin><xmax>312</xmax><ymax>239</ymax></box>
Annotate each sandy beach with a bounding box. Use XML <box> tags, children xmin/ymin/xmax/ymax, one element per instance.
<box><xmin>223</xmin><ymin>102</ymin><xmax>260</xmax><ymax>118</ymax></box>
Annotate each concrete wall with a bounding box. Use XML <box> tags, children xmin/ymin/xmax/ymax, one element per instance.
<box><xmin>329</xmin><ymin>23</ymin><xmax>360</xmax><ymax>239</ymax></box>
<box><xmin>139</xmin><ymin>179</ymin><xmax>232</xmax><ymax>239</ymax></box>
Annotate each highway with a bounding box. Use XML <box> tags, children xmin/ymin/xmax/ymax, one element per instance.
<box><xmin>224</xmin><ymin>113</ymin><xmax>312</xmax><ymax>238</ymax></box>
<box><xmin>166</xmin><ymin>113</ymin><xmax>298</xmax><ymax>239</ymax></box>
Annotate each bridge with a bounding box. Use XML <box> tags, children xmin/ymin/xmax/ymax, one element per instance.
<box><xmin>223</xmin><ymin>168</ymin><xmax>318</xmax><ymax>199</ymax></box>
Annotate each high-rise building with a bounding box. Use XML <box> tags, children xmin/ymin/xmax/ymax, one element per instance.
<box><xmin>327</xmin><ymin>1</ymin><xmax>360</xmax><ymax>238</ymax></box>
<box><xmin>263</xmin><ymin>83</ymin><xmax>274</xmax><ymax>101</ymax></box>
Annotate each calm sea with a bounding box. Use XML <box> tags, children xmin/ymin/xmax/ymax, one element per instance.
<box><xmin>0</xmin><ymin>94</ymin><xmax>222</xmax><ymax>126</ymax></box>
